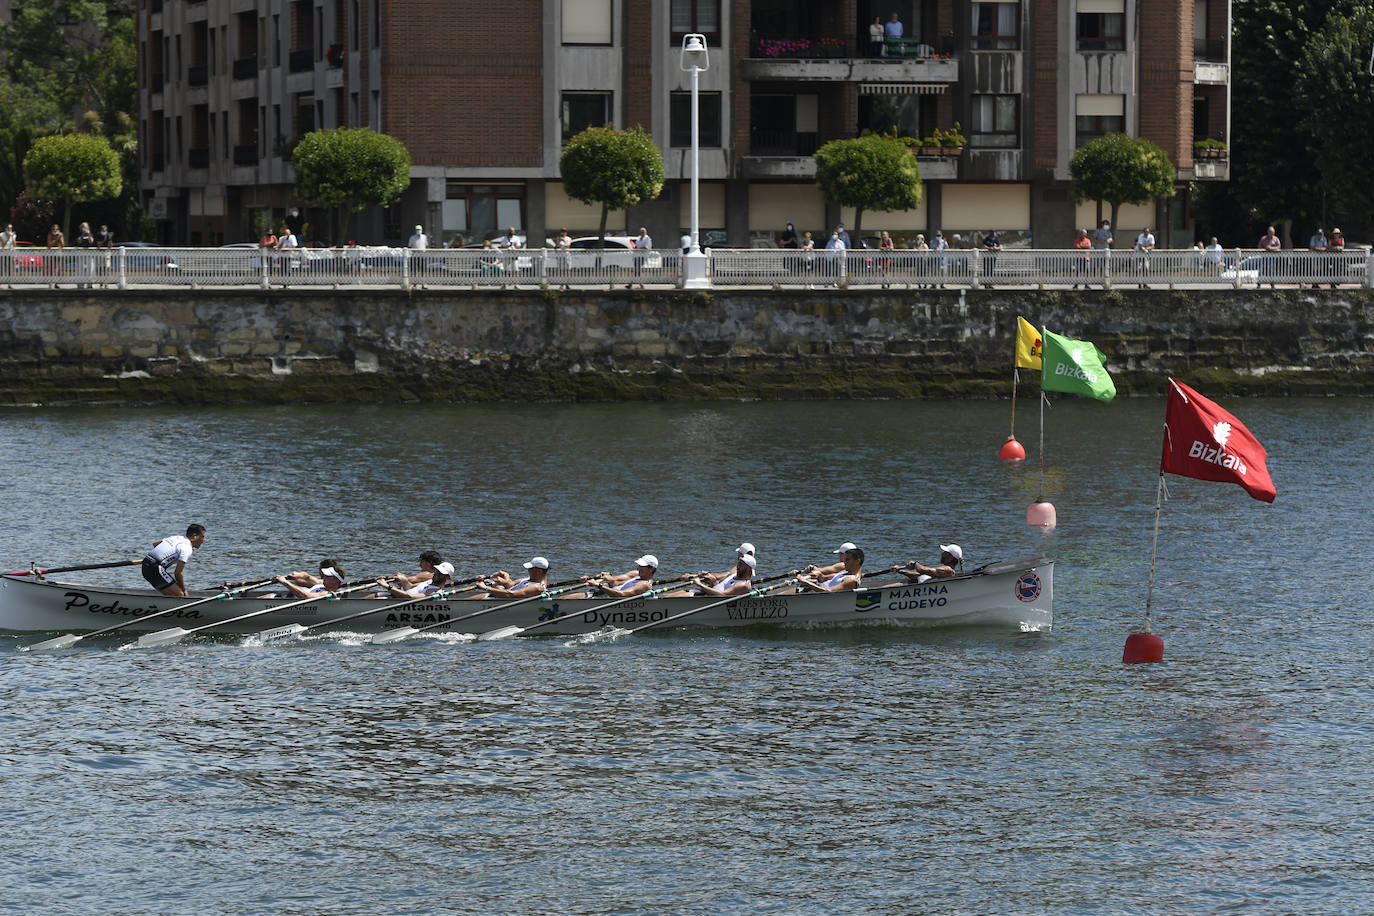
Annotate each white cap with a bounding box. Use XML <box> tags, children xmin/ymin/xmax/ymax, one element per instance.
<box><xmin>635</xmin><ymin>554</ymin><xmax>659</xmax><ymax>569</ymax></box>
<box><xmin>434</xmin><ymin>561</ymin><xmax>455</xmax><ymax>577</ymax></box>
<box><xmin>523</xmin><ymin>556</ymin><xmax>549</xmax><ymax>569</ymax></box>
<box><xmin>737</xmin><ymin>542</ymin><xmax>755</xmax><ymax>556</ymax></box>
<box><xmin>834</xmin><ymin>542</ymin><xmax>858</xmax><ymax>554</ymax></box>
<box><xmin>940</xmin><ymin>544</ymin><xmax>963</xmax><ymax>561</ymax></box>
<box><xmin>320</xmin><ymin>567</ymin><xmax>341</xmax><ymax>580</ymax></box>
<box><xmin>739</xmin><ymin>554</ymin><xmax>757</xmax><ymax>569</ymax></box>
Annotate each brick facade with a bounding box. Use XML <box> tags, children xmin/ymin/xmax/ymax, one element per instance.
<box><xmin>1137</xmin><ymin>0</ymin><xmax>1193</xmax><ymax>167</ymax></box>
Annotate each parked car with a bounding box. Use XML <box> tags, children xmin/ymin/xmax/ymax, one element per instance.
<box><xmin>566</xmin><ymin>236</ymin><xmax>663</xmax><ymax>271</ymax></box>
<box><xmin>120</xmin><ymin>242</ymin><xmax>179</xmax><ymax>272</ymax></box>
<box><xmin>11</xmin><ymin>241</ymin><xmax>43</xmax><ymax>270</ymax></box>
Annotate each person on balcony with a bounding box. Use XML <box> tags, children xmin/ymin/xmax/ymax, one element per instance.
<box><xmin>885</xmin><ymin>12</ymin><xmax>904</xmax><ymax>40</ymax></box>
<box><xmin>870</xmin><ymin>17</ymin><xmax>886</xmax><ymax>57</ymax></box>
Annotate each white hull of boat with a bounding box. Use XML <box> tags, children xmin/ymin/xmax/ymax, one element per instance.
<box><xmin>0</xmin><ymin>558</ymin><xmax>1052</xmax><ymax>638</ymax></box>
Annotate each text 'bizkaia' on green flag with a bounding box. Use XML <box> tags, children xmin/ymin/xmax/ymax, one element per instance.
<box><xmin>1039</xmin><ymin>328</ymin><xmax>1116</xmax><ymax>402</ymax></box>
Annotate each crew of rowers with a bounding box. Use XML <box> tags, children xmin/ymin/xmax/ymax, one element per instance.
<box><xmin>256</xmin><ymin>541</ymin><xmax>967</xmax><ymax>599</ymax></box>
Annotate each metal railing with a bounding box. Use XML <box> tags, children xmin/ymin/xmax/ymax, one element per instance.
<box><xmin>0</xmin><ymin>247</ymin><xmax>1369</xmax><ymax>291</ymax></box>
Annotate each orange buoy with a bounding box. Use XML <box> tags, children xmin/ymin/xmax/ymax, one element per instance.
<box><xmin>999</xmin><ymin>437</ymin><xmax>1026</xmax><ymax>461</ymax></box>
<box><xmin>1123</xmin><ymin>631</ymin><xmax>1164</xmax><ymax>664</ymax></box>
<box><xmin>1026</xmin><ymin>500</ymin><xmax>1056</xmax><ymax>529</ymax></box>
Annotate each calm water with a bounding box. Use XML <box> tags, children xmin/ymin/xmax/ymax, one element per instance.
<box><xmin>2</xmin><ymin>399</ymin><xmax>1372</xmax><ymax>915</ymax></box>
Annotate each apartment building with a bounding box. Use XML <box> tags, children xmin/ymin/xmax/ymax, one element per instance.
<box><xmin>138</xmin><ymin>0</ymin><xmax>1230</xmax><ymax>248</ymax></box>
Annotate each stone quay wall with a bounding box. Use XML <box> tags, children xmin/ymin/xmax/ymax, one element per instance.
<box><xmin>1</xmin><ymin>287</ymin><xmax>1372</xmax><ymax>406</ymax></box>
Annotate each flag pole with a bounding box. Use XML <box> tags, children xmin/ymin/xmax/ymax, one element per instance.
<box><xmin>1125</xmin><ymin>465</ymin><xmax>1167</xmax><ymax>663</ymax></box>
<box><xmin>1143</xmin><ymin>473</ymin><xmax>1165</xmax><ymax>633</ymax></box>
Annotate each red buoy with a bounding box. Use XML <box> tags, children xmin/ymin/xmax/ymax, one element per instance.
<box><xmin>999</xmin><ymin>437</ymin><xmax>1026</xmax><ymax>461</ymax></box>
<box><xmin>1123</xmin><ymin>632</ymin><xmax>1164</xmax><ymax>664</ymax></box>
<box><xmin>1026</xmin><ymin>500</ymin><xmax>1057</xmax><ymax>529</ymax></box>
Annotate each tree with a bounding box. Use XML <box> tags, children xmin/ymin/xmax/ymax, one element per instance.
<box><xmin>1069</xmin><ymin>134</ymin><xmax>1175</xmax><ymax>245</ymax></box>
<box><xmin>813</xmin><ymin>134</ymin><xmax>923</xmax><ymax>236</ymax></box>
<box><xmin>560</xmin><ymin>126</ymin><xmax>665</xmax><ymax>243</ymax></box>
<box><xmin>22</xmin><ymin>133</ymin><xmax>122</xmax><ymax>237</ymax></box>
<box><xmin>292</xmin><ymin>128</ymin><xmax>412</xmax><ymax>243</ymax></box>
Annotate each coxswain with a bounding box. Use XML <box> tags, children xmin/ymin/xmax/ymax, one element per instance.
<box><xmin>142</xmin><ymin>524</ymin><xmax>206</xmax><ymax>597</ymax></box>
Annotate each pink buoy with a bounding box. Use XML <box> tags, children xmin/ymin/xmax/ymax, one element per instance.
<box><xmin>1123</xmin><ymin>632</ymin><xmax>1164</xmax><ymax>664</ymax></box>
<box><xmin>1026</xmin><ymin>500</ymin><xmax>1056</xmax><ymax>529</ymax></box>
<box><xmin>999</xmin><ymin>437</ymin><xmax>1026</xmax><ymax>461</ymax></box>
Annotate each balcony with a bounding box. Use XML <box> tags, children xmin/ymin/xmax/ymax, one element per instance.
<box><xmin>188</xmin><ymin>64</ymin><xmax>208</xmax><ymax>87</ymax></box>
<box><xmin>233</xmin><ymin>55</ymin><xmax>258</xmax><ymax>80</ymax></box>
<box><xmin>188</xmin><ymin>147</ymin><xmax>210</xmax><ymax>169</ymax></box>
<box><xmin>1194</xmin><ymin>37</ymin><xmax>1225</xmax><ymax>61</ymax></box>
<box><xmin>743</xmin><ymin>34</ymin><xmax>958</xmax><ymax>84</ymax></box>
<box><xmin>288</xmin><ymin>48</ymin><xmax>314</xmax><ymax>73</ymax></box>
<box><xmin>151</xmin><ymin>152</ymin><xmax>165</xmax><ymax>173</ymax></box>
<box><xmin>233</xmin><ymin>144</ymin><xmax>259</xmax><ymax>166</ymax></box>
<box><xmin>151</xmin><ymin>73</ymin><xmax>164</xmax><ymax>93</ymax></box>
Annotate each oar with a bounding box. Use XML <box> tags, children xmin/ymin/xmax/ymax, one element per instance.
<box><xmin>20</xmin><ymin>577</ymin><xmax>276</xmax><ymax>652</ymax></box>
<box><xmin>253</xmin><ymin>575</ymin><xmax>490</xmax><ymax>643</ymax></box>
<box><xmin>129</xmin><ymin>579</ymin><xmax>384</xmax><ymax>649</ymax></box>
<box><xmin>7</xmin><ymin>559</ymin><xmax>139</xmax><ymax>577</ymax></box>
<box><xmin>370</xmin><ymin>578</ymin><xmax>588</xmax><ymax>644</ymax></box>
<box><xmin>571</xmin><ymin>578</ymin><xmax>799</xmax><ymax>645</ymax></box>
<box><xmin>478</xmin><ymin>578</ymin><xmax>688</xmax><ymax>641</ymax></box>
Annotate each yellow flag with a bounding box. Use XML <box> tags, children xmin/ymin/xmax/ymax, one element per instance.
<box><xmin>1015</xmin><ymin>316</ymin><xmax>1043</xmax><ymax>370</ymax></box>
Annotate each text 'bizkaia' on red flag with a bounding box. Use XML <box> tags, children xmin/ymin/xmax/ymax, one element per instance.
<box><xmin>1160</xmin><ymin>378</ymin><xmax>1276</xmax><ymax>503</ymax></box>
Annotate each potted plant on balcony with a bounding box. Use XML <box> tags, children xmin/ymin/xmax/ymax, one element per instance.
<box><xmin>325</xmin><ymin>43</ymin><xmax>344</xmax><ymax>67</ymax></box>
<box><xmin>939</xmin><ymin>123</ymin><xmax>965</xmax><ymax>157</ymax></box>
<box><xmin>1194</xmin><ymin>138</ymin><xmax>1226</xmax><ymax>160</ymax></box>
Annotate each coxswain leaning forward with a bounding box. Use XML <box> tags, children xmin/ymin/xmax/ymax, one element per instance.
<box><xmin>477</xmin><ymin>556</ymin><xmax>550</xmax><ymax>599</ymax></box>
<box><xmin>142</xmin><ymin>524</ymin><xmax>207</xmax><ymax>597</ymax></box>
<box><xmin>377</xmin><ymin>561</ymin><xmax>455</xmax><ymax>599</ymax></box>
<box><xmin>580</xmin><ymin>555</ymin><xmax>659</xmax><ymax>598</ymax></box>
<box><xmin>794</xmin><ymin>545</ymin><xmax>864</xmax><ymax>592</ymax></box>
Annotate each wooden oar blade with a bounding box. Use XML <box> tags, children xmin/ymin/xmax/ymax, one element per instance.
<box><xmin>20</xmin><ymin>633</ymin><xmax>83</xmax><ymax>652</ymax></box>
<box><xmin>370</xmin><ymin>626</ymin><xmax>419</xmax><ymax>645</ymax></box>
<box><xmin>477</xmin><ymin>625</ymin><xmax>524</xmax><ymax>641</ymax></box>
<box><xmin>132</xmin><ymin>627</ymin><xmax>189</xmax><ymax>648</ymax></box>
<box><xmin>563</xmin><ymin>625</ymin><xmax>630</xmax><ymax>647</ymax></box>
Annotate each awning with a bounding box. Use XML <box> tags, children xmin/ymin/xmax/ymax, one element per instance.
<box><xmin>859</xmin><ymin>83</ymin><xmax>948</xmax><ymax>95</ymax></box>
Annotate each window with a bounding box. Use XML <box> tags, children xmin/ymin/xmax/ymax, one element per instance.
<box><xmin>562</xmin><ymin>91</ymin><xmax>612</xmax><ymax>141</ymax></box>
<box><xmin>1077</xmin><ymin>13</ymin><xmax>1124</xmax><ymax>50</ymax></box>
<box><xmin>971</xmin><ymin>3</ymin><xmax>1019</xmax><ymax>49</ymax></box>
<box><xmin>444</xmin><ymin>183</ymin><xmax>525</xmax><ymax>247</ymax></box>
<box><xmin>1075</xmin><ymin>94</ymin><xmax>1124</xmax><ymax>146</ymax></box>
<box><xmin>671</xmin><ymin>0</ymin><xmax>719</xmax><ymax>43</ymax></box>
<box><xmin>564</xmin><ymin>0</ymin><xmax>612</xmax><ymax>44</ymax></box>
<box><xmin>670</xmin><ymin>92</ymin><xmax>722</xmax><ymax>147</ymax></box>
<box><xmin>970</xmin><ymin>95</ymin><xmax>1019</xmax><ymax>147</ymax></box>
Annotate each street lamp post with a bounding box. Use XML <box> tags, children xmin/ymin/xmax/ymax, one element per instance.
<box><xmin>680</xmin><ymin>33</ymin><xmax>710</xmax><ymax>289</ymax></box>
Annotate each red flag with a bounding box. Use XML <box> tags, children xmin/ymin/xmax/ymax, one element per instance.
<box><xmin>1161</xmin><ymin>378</ymin><xmax>1276</xmax><ymax>502</ymax></box>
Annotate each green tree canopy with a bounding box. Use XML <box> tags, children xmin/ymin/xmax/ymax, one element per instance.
<box><xmin>0</xmin><ymin>1</ymin><xmax>136</xmax><ymax>223</ymax></box>
<box><xmin>292</xmin><ymin>128</ymin><xmax>412</xmax><ymax>243</ymax></box>
<box><xmin>560</xmin><ymin>126</ymin><xmax>665</xmax><ymax>243</ymax></box>
<box><xmin>22</xmin><ymin>133</ymin><xmax>123</xmax><ymax>237</ymax></box>
<box><xmin>1069</xmin><ymin>133</ymin><xmax>1175</xmax><ymax>244</ymax></box>
<box><xmin>813</xmin><ymin>134</ymin><xmax>923</xmax><ymax>236</ymax></box>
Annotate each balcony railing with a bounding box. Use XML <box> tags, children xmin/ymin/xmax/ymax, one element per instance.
<box><xmin>188</xmin><ymin>147</ymin><xmax>210</xmax><ymax>169</ymax></box>
<box><xmin>753</xmin><ymin>34</ymin><xmax>850</xmax><ymax>59</ymax></box>
<box><xmin>151</xmin><ymin>74</ymin><xmax>164</xmax><ymax>93</ymax></box>
<box><xmin>233</xmin><ymin>55</ymin><xmax>258</xmax><ymax>79</ymax></box>
<box><xmin>750</xmin><ymin>129</ymin><xmax>820</xmax><ymax>157</ymax></box>
<box><xmin>232</xmin><ymin>144</ymin><xmax>259</xmax><ymax>166</ymax></box>
<box><xmin>288</xmin><ymin>48</ymin><xmax>314</xmax><ymax>72</ymax></box>
<box><xmin>188</xmin><ymin>64</ymin><xmax>208</xmax><ymax>86</ymax></box>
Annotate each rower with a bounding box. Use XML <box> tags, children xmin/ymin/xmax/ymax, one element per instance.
<box><xmin>690</xmin><ymin>553</ymin><xmax>756</xmax><ymax>597</ymax></box>
<box><xmin>393</xmin><ymin>550</ymin><xmax>445</xmax><ymax>590</ymax></box>
<box><xmin>141</xmin><ymin>524</ymin><xmax>207</xmax><ymax>597</ymax></box>
<box><xmin>794</xmin><ymin>540</ymin><xmax>859</xmax><ymax>581</ymax></box>
<box><xmin>586</xmin><ymin>555</ymin><xmax>658</xmax><ymax>597</ymax></box>
<box><xmin>892</xmin><ymin>544</ymin><xmax>963</xmax><ymax>583</ymax></box>
<box><xmin>272</xmin><ymin>561</ymin><xmax>346</xmax><ymax>599</ymax></box>
<box><xmin>663</xmin><ymin>541</ymin><xmax>756</xmax><ymax>596</ymax></box>
<box><xmin>796</xmin><ymin>547</ymin><xmax>864</xmax><ymax>592</ymax></box>
<box><xmin>378</xmin><ymin>561</ymin><xmax>454</xmax><ymax>599</ymax></box>
<box><xmin>478</xmin><ymin>556</ymin><xmax>549</xmax><ymax>599</ymax></box>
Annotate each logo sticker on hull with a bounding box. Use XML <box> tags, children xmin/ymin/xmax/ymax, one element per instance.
<box><xmin>1015</xmin><ymin>572</ymin><xmax>1042</xmax><ymax>603</ymax></box>
<box><xmin>854</xmin><ymin>593</ymin><xmax>882</xmax><ymax>613</ymax></box>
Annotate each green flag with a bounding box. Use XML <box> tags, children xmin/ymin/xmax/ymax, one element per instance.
<box><xmin>1040</xmin><ymin>328</ymin><xmax>1116</xmax><ymax>402</ymax></box>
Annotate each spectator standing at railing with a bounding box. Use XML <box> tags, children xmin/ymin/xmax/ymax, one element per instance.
<box><xmin>1305</xmin><ymin>228</ymin><xmax>1326</xmax><ymax>289</ymax></box>
<box><xmin>825</xmin><ymin>230</ymin><xmax>845</xmax><ymax>285</ymax></box>
<box><xmin>0</xmin><ymin>222</ymin><xmax>14</xmax><ymax>288</ymax></box>
<box><xmin>498</xmin><ymin>227</ymin><xmax>521</xmax><ymax>250</ymax></box>
<box><xmin>1133</xmin><ymin>227</ymin><xmax>1155</xmax><ymax>287</ymax></box>
<box><xmin>1072</xmin><ymin>229</ymin><xmax>1092</xmax><ymax>288</ymax></box>
<box><xmin>981</xmin><ymin>230</ymin><xmax>1002</xmax><ymax>285</ymax></box>
<box><xmin>878</xmin><ymin>231</ymin><xmax>895</xmax><ymax>287</ymax></box>
<box><xmin>869</xmin><ymin>17</ymin><xmax>886</xmax><ymax>57</ymax></box>
<box><xmin>1327</xmin><ymin>228</ymin><xmax>1345</xmax><ymax>288</ymax></box>
<box><xmin>96</xmin><ymin>224</ymin><xmax>114</xmax><ymax>288</ymax></box>
<box><xmin>1258</xmin><ymin>225</ymin><xmax>1281</xmax><ymax>289</ymax></box>
<box><xmin>45</xmin><ymin>223</ymin><xmax>64</xmax><ymax>281</ymax></box>
<box><xmin>630</xmin><ymin>226</ymin><xmax>652</xmax><ymax>288</ymax></box>
<box><xmin>836</xmin><ymin>223</ymin><xmax>852</xmax><ymax>249</ymax></box>
<box><xmin>931</xmin><ymin>230</ymin><xmax>948</xmax><ymax>286</ymax></box>
<box><xmin>1205</xmin><ymin>236</ymin><xmax>1225</xmax><ymax>273</ymax></box>
<box><xmin>74</xmin><ymin>221</ymin><xmax>95</xmax><ymax>289</ymax></box>
<box><xmin>781</xmin><ymin>221</ymin><xmax>799</xmax><ymax>250</ymax></box>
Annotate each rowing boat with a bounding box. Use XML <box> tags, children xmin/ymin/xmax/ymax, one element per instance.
<box><xmin>0</xmin><ymin>557</ymin><xmax>1053</xmax><ymax>637</ymax></box>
